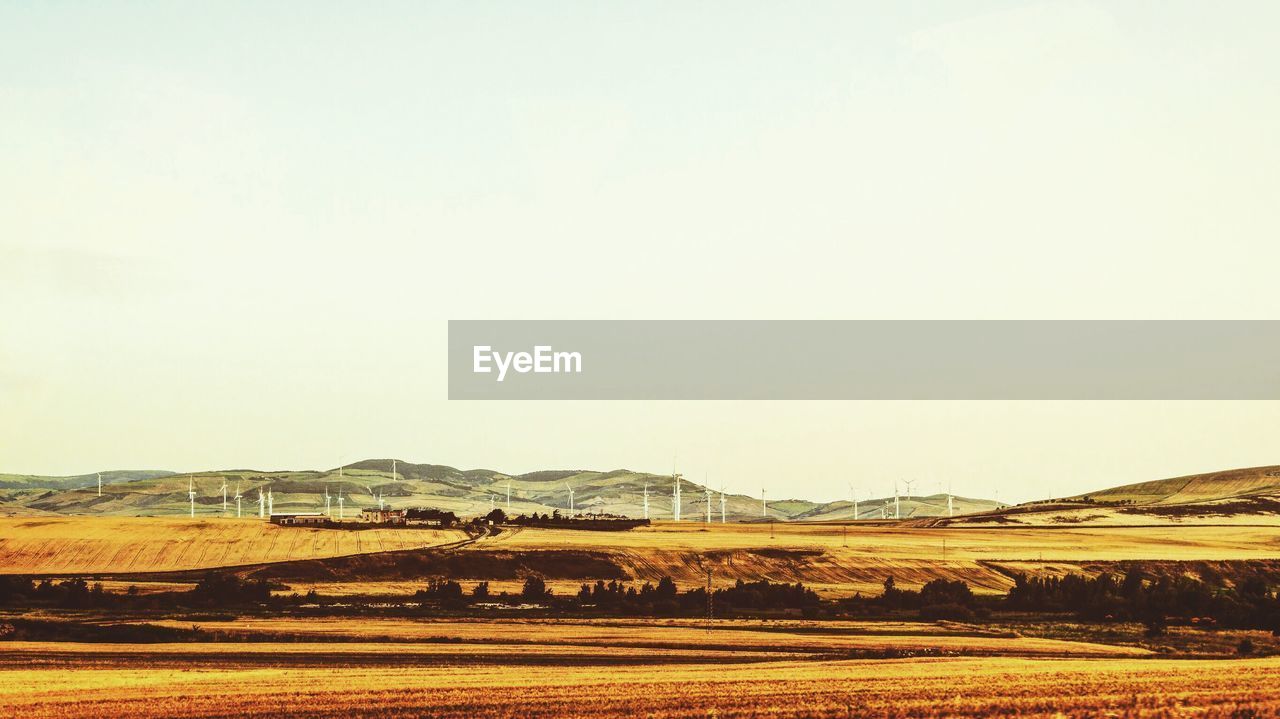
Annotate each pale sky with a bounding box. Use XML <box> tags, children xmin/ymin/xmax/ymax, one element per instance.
<box><xmin>3</xmin><ymin>2</ymin><xmax>1279</xmax><ymax>503</ymax></box>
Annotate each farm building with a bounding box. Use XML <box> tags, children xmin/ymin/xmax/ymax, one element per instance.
<box><xmin>361</xmin><ymin>508</ymin><xmax>407</xmax><ymax>525</ymax></box>
<box><xmin>269</xmin><ymin>513</ymin><xmax>328</xmax><ymax>526</ymax></box>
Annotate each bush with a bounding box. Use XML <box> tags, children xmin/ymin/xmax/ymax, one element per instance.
<box><xmin>1239</xmin><ymin>638</ymin><xmax>1256</xmax><ymax>655</ymax></box>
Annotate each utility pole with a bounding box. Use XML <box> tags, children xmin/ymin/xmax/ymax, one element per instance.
<box><xmin>705</xmin><ymin>565</ymin><xmax>714</xmax><ymax>632</ymax></box>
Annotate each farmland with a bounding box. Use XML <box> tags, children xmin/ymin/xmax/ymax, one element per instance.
<box><xmin>0</xmin><ymin>517</ymin><xmax>466</xmax><ymax>574</ymax></box>
<box><xmin>7</xmin><ymin>489</ymin><xmax>1280</xmax><ymax>717</ymax></box>
<box><xmin>1</xmin><ymin>633</ymin><xmax>1279</xmax><ymax>718</ymax></box>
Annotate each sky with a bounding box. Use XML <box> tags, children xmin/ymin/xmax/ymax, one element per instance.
<box><xmin>3</xmin><ymin>1</ymin><xmax>1279</xmax><ymax>503</ymax></box>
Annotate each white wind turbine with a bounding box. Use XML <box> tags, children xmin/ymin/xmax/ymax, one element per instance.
<box><xmin>947</xmin><ymin>483</ymin><xmax>955</xmax><ymax>518</ymax></box>
<box><xmin>324</xmin><ymin>486</ymin><xmax>332</xmax><ymax>517</ymax></box>
<box><xmin>267</xmin><ymin>487</ymin><xmax>274</xmax><ymax>516</ymax></box>
<box><xmin>337</xmin><ymin>490</ymin><xmax>345</xmax><ymax>520</ymax></box>
<box><xmin>642</xmin><ymin>482</ymin><xmax>650</xmax><ymax>520</ymax></box>
<box><xmin>187</xmin><ymin>476</ymin><xmax>197</xmax><ymax>518</ymax></box>
<box><xmin>391</xmin><ymin>459</ymin><xmax>397</xmax><ymax>481</ymax></box>
<box><xmin>234</xmin><ymin>482</ymin><xmax>242</xmax><ymax>518</ymax></box>
<box><xmin>97</xmin><ymin>472</ymin><xmax>102</xmax><ymax>497</ymax></box>
<box><xmin>704</xmin><ymin>482</ymin><xmax>712</xmax><ymax>524</ymax></box>
<box><xmin>761</xmin><ymin>487</ymin><xmax>767</xmax><ymax>517</ymax></box>
<box><xmin>378</xmin><ymin>489</ymin><xmax>385</xmax><ymax>511</ymax></box>
<box><xmin>671</xmin><ymin>466</ymin><xmax>682</xmax><ymax>522</ymax></box>
<box><xmin>220</xmin><ymin>479</ymin><xmax>228</xmax><ymax>514</ymax></box>
<box><xmin>257</xmin><ymin>488</ymin><xmax>265</xmax><ymax>518</ymax></box>
<box><xmin>849</xmin><ymin>483</ymin><xmax>859</xmax><ymax>520</ymax></box>
<box><xmin>565</xmin><ymin>482</ymin><xmax>575</xmax><ymax>517</ymax></box>
<box><xmin>893</xmin><ymin>482</ymin><xmax>901</xmax><ymax>520</ymax></box>
<box><xmin>506</xmin><ymin>480</ymin><xmax>511</xmax><ymax>510</ymax></box>
<box><xmin>719</xmin><ymin>484</ymin><xmax>727</xmax><ymax>523</ymax></box>
<box><xmin>903</xmin><ymin>478</ymin><xmax>916</xmax><ymax>500</ymax></box>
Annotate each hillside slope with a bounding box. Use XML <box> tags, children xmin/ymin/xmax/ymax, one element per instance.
<box><xmin>0</xmin><ymin>459</ymin><xmax>998</xmax><ymax>521</ymax></box>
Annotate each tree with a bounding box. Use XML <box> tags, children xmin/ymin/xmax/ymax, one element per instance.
<box><xmin>522</xmin><ymin>575</ymin><xmax>549</xmax><ymax>602</ymax></box>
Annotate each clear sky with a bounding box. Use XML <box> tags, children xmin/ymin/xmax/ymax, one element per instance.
<box><xmin>3</xmin><ymin>1</ymin><xmax>1279</xmax><ymax>502</ymax></box>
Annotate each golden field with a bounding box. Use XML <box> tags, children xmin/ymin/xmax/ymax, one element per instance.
<box><xmin>135</xmin><ymin>616</ymin><xmax>1150</xmax><ymax>658</ymax></box>
<box><xmin>1</xmin><ymin>632</ymin><xmax>1278</xmax><ymax>718</ymax></box>
<box><xmin>7</xmin><ymin>517</ymin><xmax>1280</xmax><ymax>599</ymax></box>
<box><xmin>471</xmin><ymin>521</ymin><xmax>1280</xmax><ymax>595</ymax></box>
<box><xmin>0</xmin><ymin>517</ymin><xmax>466</xmax><ymax>574</ymax></box>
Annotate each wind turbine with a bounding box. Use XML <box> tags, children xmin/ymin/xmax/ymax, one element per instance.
<box><xmin>565</xmin><ymin>483</ymin><xmax>575</xmax><ymax>517</ymax></box>
<box><xmin>220</xmin><ymin>479</ymin><xmax>228</xmax><ymax>514</ymax></box>
<box><xmin>97</xmin><ymin>472</ymin><xmax>102</xmax><ymax>497</ymax></box>
<box><xmin>257</xmin><ymin>488</ymin><xmax>265</xmax><ymax>518</ymax></box>
<box><xmin>324</xmin><ymin>486</ymin><xmax>332</xmax><ymax>517</ymax></box>
<box><xmin>187</xmin><ymin>476</ymin><xmax>196</xmax><ymax>518</ymax></box>
<box><xmin>893</xmin><ymin>482</ymin><xmax>901</xmax><ymax>520</ymax></box>
<box><xmin>267</xmin><ymin>487</ymin><xmax>274</xmax><ymax>515</ymax></box>
<box><xmin>849</xmin><ymin>483</ymin><xmax>859</xmax><ymax>520</ymax></box>
<box><xmin>642</xmin><ymin>483</ymin><xmax>650</xmax><ymax>520</ymax></box>
<box><xmin>378</xmin><ymin>489</ymin><xmax>385</xmax><ymax>511</ymax></box>
<box><xmin>704</xmin><ymin>483</ymin><xmax>712</xmax><ymax>524</ymax></box>
<box><xmin>391</xmin><ymin>459</ymin><xmax>397</xmax><ymax>482</ymax></box>
<box><xmin>671</xmin><ymin>466</ymin><xmax>682</xmax><ymax>522</ymax></box>
<box><xmin>903</xmin><ymin>478</ymin><xmax>916</xmax><ymax>500</ymax></box>
<box><xmin>234</xmin><ymin>482</ymin><xmax>242</xmax><ymax>518</ymax></box>
<box><xmin>337</xmin><ymin>490</ymin><xmax>345</xmax><ymax>520</ymax></box>
<box><xmin>761</xmin><ymin>488</ymin><xmax>767</xmax><ymax>517</ymax></box>
<box><xmin>506</xmin><ymin>480</ymin><xmax>511</xmax><ymax>510</ymax></box>
<box><xmin>947</xmin><ymin>483</ymin><xmax>955</xmax><ymax>518</ymax></box>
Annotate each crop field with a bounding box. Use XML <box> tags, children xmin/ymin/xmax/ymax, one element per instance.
<box><xmin>136</xmin><ymin>616</ymin><xmax>1149</xmax><ymax>658</ymax></box>
<box><xmin>1</xmin><ymin>636</ymin><xmax>1278</xmax><ymax>718</ymax></box>
<box><xmin>0</xmin><ymin>517</ymin><xmax>466</xmax><ymax>574</ymax></box>
<box><xmin>469</xmin><ymin>521</ymin><xmax>1280</xmax><ymax>595</ymax></box>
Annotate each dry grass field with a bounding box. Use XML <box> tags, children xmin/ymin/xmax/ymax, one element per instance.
<box><xmin>8</xmin><ymin>517</ymin><xmax>1280</xmax><ymax>599</ymax></box>
<box><xmin>0</xmin><ymin>517</ymin><xmax>466</xmax><ymax>574</ymax></box>
<box><xmin>0</xmin><ymin>635</ymin><xmax>1277</xmax><ymax>718</ymax></box>
<box><xmin>466</xmin><ymin>521</ymin><xmax>1280</xmax><ymax>596</ymax></box>
<box><xmin>135</xmin><ymin>616</ymin><xmax>1149</xmax><ymax>658</ymax></box>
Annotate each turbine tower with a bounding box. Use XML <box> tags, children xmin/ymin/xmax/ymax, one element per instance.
<box><xmin>506</xmin><ymin>480</ymin><xmax>511</xmax><ymax>510</ymax></box>
<box><xmin>642</xmin><ymin>482</ymin><xmax>650</xmax><ymax>520</ymax></box>
<box><xmin>187</xmin><ymin>476</ymin><xmax>196</xmax><ymax>518</ymax></box>
<box><xmin>704</xmin><ymin>484</ymin><xmax>712</xmax><ymax>524</ymax></box>
<box><xmin>234</xmin><ymin>482</ymin><xmax>242</xmax><ymax>518</ymax></box>
<box><xmin>257</xmin><ymin>488</ymin><xmax>265</xmax><ymax>518</ymax></box>
<box><xmin>565</xmin><ymin>483</ymin><xmax>575</xmax><ymax>517</ymax></box>
<box><xmin>220</xmin><ymin>479</ymin><xmax>228</xmax><ymax>514</ymax></box>
<box><xmin>849</xmin><ymin>483</ymin><xmax>859</xmax><ymax>520</ymax></box>
<box><xmin>378</xmin><ymin>489</ymin><xmax>386</xmax><ymax>511</ymax></box>
<box><xmin>97</xmin><ymin>472</ymin><xmax>102</xmax><ymax>497</ymax></box>
<box><xmin>337</xmin><ymin>491</ymin><xmax>345</xmax><ymax>520</ymax></box>
<box><xmin>761</xmin><ymin>488</ymin><xmax>767</xmax><ymax>517</ymax></box>
<box><xmin>391</xmin><ymin>459</ymin><xmax>397</xmax><ymax>482</ymax></box>
<box><xmin>903</xmin><ymin>478</ymin><xmax>916</xmax><ymax>500</ymax></box>
<box><xmin>893</xmin><ymin>482</ymin><xmax>901</xmax><ymax>520</ymax></box>
<box><xmin>324</xmin><ymin>486</ymin><xmax>332</xmax><ymax>517</ymax></box>
<box><xmin>672</xmin><ymin>469</ymin><xmax>682</xmax><ymax>522</ymax></box>
<box><xmin>267</xmin><ymin>488</ymin><xmax>274</xmax><ymax>516</ymax></box>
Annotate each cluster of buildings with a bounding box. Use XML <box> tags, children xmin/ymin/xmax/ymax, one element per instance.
<box><xmin>269</xmin><ymin>507</ymin><xmax>409</xmax><ymax>526</ymax></box>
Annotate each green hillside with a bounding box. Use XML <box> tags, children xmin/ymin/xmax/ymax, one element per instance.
<box><xmin>0</xmin><ymin>459</ymin><xmax>997</xmax><ymax>521</ymax></box>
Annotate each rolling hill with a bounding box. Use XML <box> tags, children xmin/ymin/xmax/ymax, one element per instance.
<box><xmin>936</xmin><ymin>464</ymin><xmax>1280</xmax><ymax>527</ymax></box>
<box><xmin>0</xmin><ymin>459</ymin><xmax>1001</xmax><ymax>521</ymax></box>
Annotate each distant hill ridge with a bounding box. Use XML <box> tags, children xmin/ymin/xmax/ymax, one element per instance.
<box><xmin>0</xmin><ymin>458</ymin><xmax>1000</xmax><ymax>520</ymax></box>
